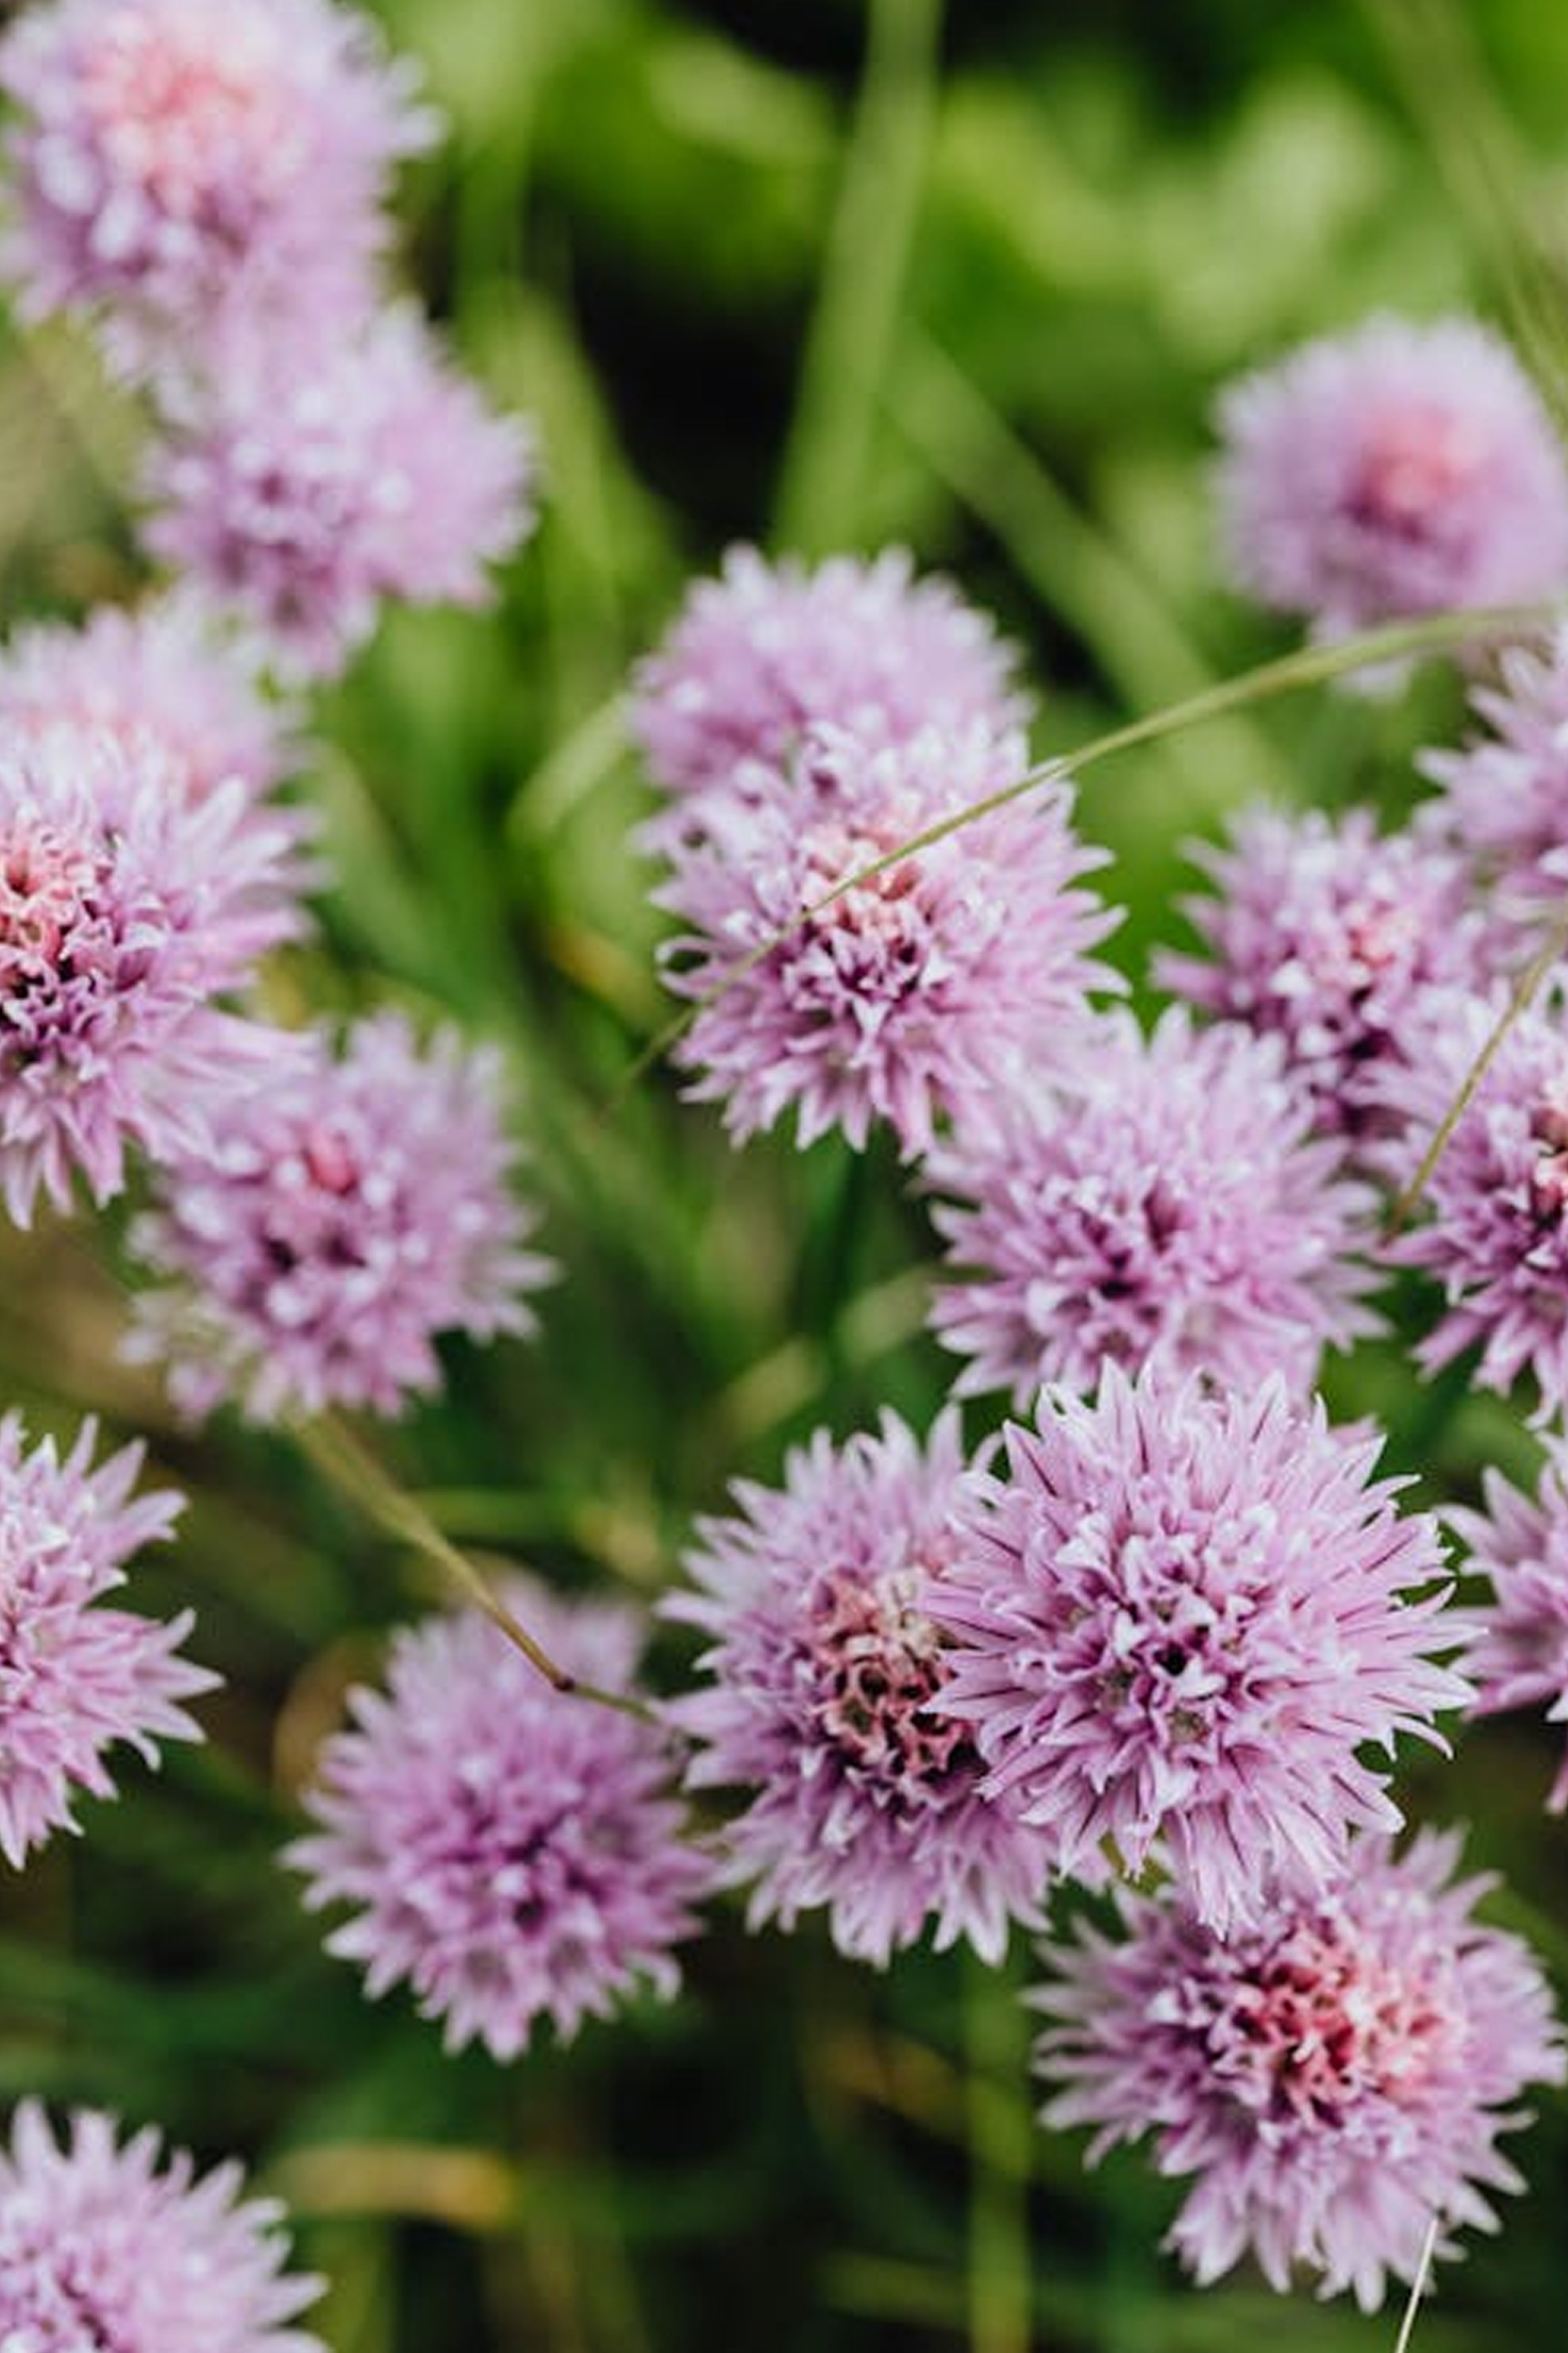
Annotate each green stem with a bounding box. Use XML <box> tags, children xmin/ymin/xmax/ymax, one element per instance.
<box><xmin>964</xmin><ymin>1950</ymin><xmax>1035</xmax><ymax>2353</ymax></box>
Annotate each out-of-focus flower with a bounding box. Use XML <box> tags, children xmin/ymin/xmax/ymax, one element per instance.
<box><xmin>1156</xmin><ymin>806</ymin><xmax>1493</xmax><ymax>1139</ymax></box>
<box><xmin>0</xmin><ymin>1413</ymin><xmax>213</xmax><ymax>1868</ymax></box>
<box><xmin>928</xmin><ymin>1365</ymin><xmax>1465</xmax><ymax>1934</ymax></box>
<box><xmin>0</xmin><ymin>0</ymin><xmax>433</xmax><ymax>373</ymax></box>
<box><xmin>1034</xmin><ymin>1831</ymin><xmax>1563</xmax><ymax>2311</ymax></box>
<box><xmin>143</xmin><ymin>306</ymin><xmax>535</xmax><ymax>678</ymax></box>
<box><xmin>1421</xmin><ymin>626</ymin><xmax>1568</xmax><ymax>914</ymax></box>
<box><xmin>0</xmin><ymin>719</ymin><xmax>305</xmax><ymax>1225</ymax></box>
<box><xmin>656</xmin><ymin>721</ymin><xmax>1115</xmax><ymax>1157</ymax></box>
<box><xmin>289</xmin><ymin>1582</ymin><xmax>710</xmax><ymax>2061</ymax></box>
<box><xmin>0</xmin><ymin>2099</ymin><xmax>323</xmax><ymax>2349</ymax></box>
<box><xmin>664</xmin><ymin>1410</ymin><xmax>1055</xmax><ymax>1967</ymax></box>
<box><xmin>1449</xmin><ymin>1436</ymin><xmax>1568</xmax><ymax>1810</ymax></box>
<box><xmin>927</xmin><ymin>1007</ymin><xmax>1379</xmax><ymax>1404</ymax></box>
<box><xmin>1216</xmin><ymin>314</ymin><xmax>1568</xmax><ymax>671</ymax></box>
<box><xmin>127</xmin><ymin>1011</ymin><xmax>552</xmax><ymax>1423</ymax></box>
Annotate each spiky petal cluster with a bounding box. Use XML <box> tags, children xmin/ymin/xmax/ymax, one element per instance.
<box><xmin>1034</xmin><ymin>1831</ymin><xmax>1563</xmax><ymax>2311</ymax></box>
<box><xmin>288</xmin><ymin>1582</ymin><xmax>710</xmax><ymax>2061</ymax></box>
<box><xmin>632</xmin><ymin>544</ymin><xmax>1032</xmax><ymax>813</ymax></box>
<box><xmin>126</xmin><ymin>1011</ymin><xmax>553</xmax><ymax>1423</ymax></box>
<box><xmin>656</xmin><ymin>721</ymin><xmax>1114</xmax><ymax>1156</ymax></box>
<box><xmin>664</xmin><ymin>1410</ymin><xmax>1055</xmax><ymax>1967</ymax></box>
<box><xmin>0</xmin><ymin>594</ymin><xmax>292</xmax><ymax>805</ymax></box>
<box><xmin>1156</xmin><ymin>805</ymin><xmax>1492</xmax><ymax>1138</ymax></box>
<box><xmin>1448</xmin><ymin>1439</ymin><xmax>1568</xmax><ymax>1809</ymax></box>
<box><xmin>0</xmin><ymin>719</ymin><xmax>304</xmax><ymax>1224</ymax></box>
<box><xmin>1380</xmin><ymin>988</ymin><xmax>1568</xmax><ymax>1412</ymax></box>
<box><xmin>927</xmin><ymin>1007</ymin><xmax>1380</xmax><ymax>1404</ymax></box>
<box><xmin>1421</xmin><ymin>627</ymin><xmax>1568</xmax><ymax>913</ymax></box>
<box><xmin>1216</xmin><ymin>314</ymin><xmax>1568</xmax><ymax>659</ymax></box>
<box><xmin>928</xmin><ymin>1366</ymin><xmax>1465</xmax><ymax>1934</ymax></box>
<box><xmin>0</xmin><ymin>2100</ymin><xmax>323</xmax><ymax>2350</ymax></box>
<box><xmin>144</xmin><ymin>306</ymin><xmax>534</xmax><ymax>678</ymax></box>
<box><xmin>0</xmin><ymin>1413</ymin><xmax>214</xmax><ymax>1867</ymax></box>
<box><xmin>0</xmin><ymin>0</ymin><xmax>433</xmax><ymax>374</ymax></box>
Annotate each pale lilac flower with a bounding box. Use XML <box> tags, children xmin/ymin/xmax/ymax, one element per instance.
<box><xmin>0</xmin><ymin>592</ymin><xmax>291</xmax><ymax>804</ymax></box>
<box><xmin>0</xmin><ymin>2099</ymin><xmax>323</xmax><ymax>2350</ymax></box>
<box><xmin>1449</xmin><ymin>1437</ymin><xmax>1568</xmax><ymax>1809</ymax></box>
<box><xmin>664</xmin><ymin>1410</ymin><xmax>1055</xmax><ymax>1967</ymax></box>
<box><xmin>1217</xmin><ymin>315</ymin><xmax>1568</xmax><ymax>668</ymax></box>
<box><xmin>0</xmin><ymin>1413</ymin><xmax>214</xmax><ymax>1868</ymax></box>
<box><xmin>143</xmin><ymin>306</ymin><xmax>535</xmax><ymax>679</ymax></box>
<box><xmin>1379</xmin><ymin>986</ymin><xmax>1568</xmax><ymax>1411</ymax></box>
<box><xmin>928</xmin><ymin>1366</ymin><xmax>1465</xmax><ymax>1934</ymax></box>
<box><xmin>657</xmin><ymin>721</ymin><xmax>1115</xmax><ymax>1156</ymax></box>
<box><xmin>632</xmin><ymin>545</ymin><xmax>1032</xmax><ymax>817</ymax></box>
<box><xmin>0</xmin><ymin>0</ymin><xmax>432</xmax><ymax>374</ymax></box>
<box><xmin>1157</xmin><ymin>806</ymin><xmax>1494</xmax><ymax>1138</ymax></box>
<box><xmin>126</xmin><ymin>1011</ymin><xmax>553</xmax><ymax>1423</ymax></box>
<box><xmin>1035</xmin><ymin>1831</ymin><xmax>1563</xmax><ymax>2311</ymax></box>
<box><xmin>1421</xmin><ymin>626</ymin><xmax>1568</xmax><ymax>913</ymax></box>
<box><xmin>927</xmin><ymin>1007</ymin><xmax>1380</xmax><ymax>1404</ymax></box>
<box><xmin>289</xmin><ymin>1581</ymin><xmax>709</xmax><ymax>2061</ymax></box>
<box><xmin>0</xmin><ymin>719</ymin><xmax>305</xmax><ymax>1225</ymax></box>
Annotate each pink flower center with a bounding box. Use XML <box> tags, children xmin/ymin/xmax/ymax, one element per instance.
<box><xmin>83</xmin><ymin>10</ymin><xmax>290</xmax><ymax>225</ymax></box>
<box><xmin>0</xmin><ymin>821</ymin><xmax>99</xmax><ymax>983</ymax></box>
<box><xmin>1351</xmin><ymin>404</ymin><xmax>1483</xmax><ymax>536</ymax></box>
<box><xmin>809</xmin><ymin>1568</ymin><xmax>973</xmax><ymax>1789</ymax></box>
<box><xmin>1216</xmin><ymin>1918</ymin><xmax>1460</xmax><ymax>2128</ymax></box>
<box><xmin>301</xmin><ymin>1124</ymin><xmax>360</xmax><ymax>1197</ymax></box>
<box><xmin>1529</xmin><ymin>1083</ymin><xmax>1568</xmax><ymax>1219</ymax></box>
<box><xmin>801</xmin><ymin>811</ymin><xmax>924</xmax><ymax>946</ymax></box>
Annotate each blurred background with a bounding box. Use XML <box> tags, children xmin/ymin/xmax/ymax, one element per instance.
<box><xmin>2</xmin><ymin>0</ymin><xmax>1567</xmax><ymax>2345</ymax></box>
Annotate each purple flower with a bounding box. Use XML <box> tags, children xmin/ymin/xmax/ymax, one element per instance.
<box><xmin>927</xmin><ymin>1007</ymin><xmax>1380</xmax><ymax>1404</ymax></box>
<box><xmin>0</xmin><ymin>0</ymin><xmax>433</xmax><ymax>375</ymax></box>
<box><xmin>143</xmin><ymin>305</ymin><xmax>535</xmax><ymax>679</ymax></box>
<box><xmin>1034</xmin><ymin>1831</ymin><xmax>1564</xmax><ymax>2311</ymax></box>
<box><xmin>928</xmin><ymin>1365</ymin><xmax>1465</xmax><ymax>1934</ymax></box>
<box><xmin>0</xmin><ymin>2099</ymin><xmax>323</xmax><ymax>2350</ymax></box>
<box><xmin>126</xmin><ymin>1011</ymin><xmax>553</xmax><ymax>1423</ymax></box>
<box><xmin>664</xmin><ymin>1410</ymin><xmax>1055</xmax><ymax>1967</ymax></box>
<box><xmin>288</xmin><ymin>1582</ymin><xmax>710</xmax><ymax>2060</ymax></box>
<box><xmin>0</xmin><ymin>1413</ymin><xmax>214</xmax><ymax>1868</ymax></box>
<box><xmin>1217</xmin><ymin>314</ymin><xmax>1568</xmax><ymax>666</ymax></box>
<box><xmin>1421</xmin><ymin>626</ymin><xmax>1568</xmax><ymax>914</ymax></box>
<box><xmin>1449</xmin><ymin>1437</ymin><xmax>1568</xmax><ymax>1809</ymax></box>
<box><xmin>632</xmin><ymin>544</ymin><xmax>1031</xmax><ymax>813</ymax></box>
<box><xmin>0</xmin><ymin>719</ymin><xmax>305</xmax><ymax>1225</ymax></box>
<box><xmin>656</xmin><ymin>721</ymin><xmax>1115</xmax><ymax>1156</ymax></box>
<box><xmin>1156</xmin><ymin>805</ymin><xmax>1494</xmax><ymax>1139</ymax></box>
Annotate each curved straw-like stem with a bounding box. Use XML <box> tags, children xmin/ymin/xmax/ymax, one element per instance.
<box><xmin>1391</xmin><ymin>2213</ymin><xmax>1442</xmax><ymax>2353</ymax></box>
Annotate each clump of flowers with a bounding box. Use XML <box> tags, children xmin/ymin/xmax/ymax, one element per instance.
<box><xmin>289</xmin><ymin>1581</ymin><xmax>711</xmax><ymax>2061</ymax></box>
<box><xmin>0</xmin><ymin>718</ymin><xmax>305</xmax><ymax>1224</ymax></box>
<box><xmin>143</xmin><ymin>305</ymin><xmax>535</xmax><ymax>678</ymax></box>
<box><xmin>1156</xmin><ymin>804</ymin><xmax>1492</xmax><ymax>1139</ymax></box>
<box><xmin>126</xmin><ymin>1011</ymin><xmax>553</xmax><ymax>1423</ymax></box>
<box><xmin>1449</xmin><ymin>1436</ymin><xmax>1568</xmax><ymax>1809</ymax></box>
<box><xmin>1421</xmin><ymin>627</ymin><xmax>1568</xmax><ymax>914</ymax></box>
<box><xmin>1216</xmin><ymin>313</ymin><xmax>1568</xmax><ymax>663</ymax></box>
<box><xmin>655</xmin><ymin>720</ymin><xmax>1115</xmax><ymax>1155</ymax></box>
<box><xmin>1034</xmin><ymin>1830</ymin><xmax>1563</xmax><ymax>2310</ymax></box>
<box><xmin>0</xmin><ymin>0</ymin><xmax>433</xmax><ymax>374</ymax></box>
<box><xmin>928</xmin><ymin>1365</ymin><xmax>1465</xmax><ymax>1933</ymax></box>
<box><xmin>0</xmin><ymin>1413</ymin><xmax>214</xmax><ymax>1867</ymax></box>
<box><xmin>665</xmin><ymin>1410</ymin><xmax>1056</xmax><ymax>1967</ymax></box>
<box><xmin>926</xmin><ymin>1006</ymin><xmax>1379</xmax><ymax>1404</ymax></box>
<box><xmin>0</xmin><ymin>2099</ymin><xmax>323</xmax><ymax>2350</ymax></box>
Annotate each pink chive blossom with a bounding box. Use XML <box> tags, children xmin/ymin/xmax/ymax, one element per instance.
<box><xmin>0</xmin><ymin>1413</ymin><xmax>214</xmax><ymax>1868</ymax></box>
<box><xmin>0</xmin><ymin>0</ymin><xmax>433</xmax><ymax>374</ymax></box>
<box><xmin>0</xmin><ymin>593</ymin><xmax>293</xmax><ymax>805</ymax></box>
<box><xmin>1216</xmin><ymin>314</ymin><xmax>1568</xmax><ymax>672</ymax></box>
<box><xmin>1034</xmin><ymin>1831</ymin><xmax>1563</xmax><ymax>2311</ymax></box>
<box><xmin>631</xmin><ymin>544</ymin><xmax>1032</xmax><ymax>818</ymax></box>
<box><xmin>927</xmin><ymin>1365</ymin><xmax>1466</xmax><ymax>1935</ymax></box>
<box><xmin>125</xmin><ymin>1011</ymin><xmax>553</xmax><ymax>1424</ymax></box>
<box><xmin>655</xmin><ymin>720</ymin><xmax>1115</xmax><ymax>1157</ymax></box>
<box><xmin>288</xmin><ymin>1581</ymin><xmax>710</xmax><ymax>2062</ymax></box>
<box><xmin>1421</xmin><ymin>626</ymin><xmax>1568</xmax><ymax>914</ymax></box>
<box><xmin>0</xmin><ymin>2099</ymin><xmax>323</xmax><ymax>2351</ymax></box>
<box><xmin>926</xmin><ymin>1007</ymin><xmax>1380</xmax><ymax>1406</ymax></box>
<box><xmin>1156</xmin><ymin>805</ymin><xmax>1494</xmax><ymax>1139</ymax></box>
<box><xmin>0</xmin><ymin>719</ymin><xmax>305</xmax><ymax>1226</ymax></box>
<box><xmin>1449</xmin><ymin>1436</ymin><xmax>1568</xmax><ymax>1810</ymax></box>
<box><xmin>663</xmin><ymin>1410</ymin><xmax>1055</xmax><ymax>1968</ymax></box>
<box><xmin>1379</xmin><ymin>986</ymin><xmax>1568</xmax><ymax>1412</ymax></box>
<box><xmin>143</xmin><ymin>306</ymin><xmax>536</xmax><ymax>679</ymax></box>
